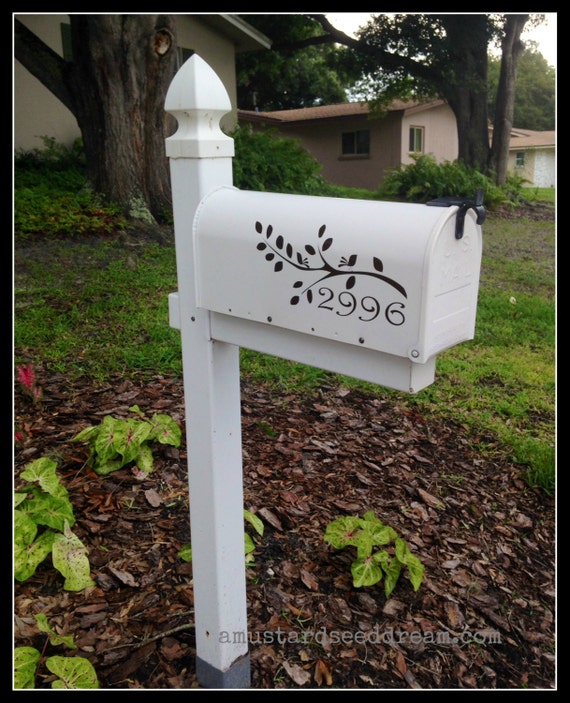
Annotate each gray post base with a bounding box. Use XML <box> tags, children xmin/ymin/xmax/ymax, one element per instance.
<box><xmin>196</xmin><ymin>652</ymin><xmax>251</xmax><ymax>689</ymax></box>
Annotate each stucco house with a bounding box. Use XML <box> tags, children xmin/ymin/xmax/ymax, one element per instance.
<box><xmin>13</xmin><ymin>14</ymin><xmax>271</xmax><ymax>152</ymax></box>
<box><xmin>239</xmin><ymin>102</ymin><xmax>556</xmax><ymax>190</ymax></box>
<box><xmin>238</xmin><ymin>100</ymin><xmax>458</xmax><ymax>191</ymax></box>
<box><xmin>504</xmin><ymin>128</ymin><xmax>556</xmax><ymax>188</ymax></box>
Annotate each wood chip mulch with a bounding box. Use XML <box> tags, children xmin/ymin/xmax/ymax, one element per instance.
<box><xmin>14</xmin><ymin>367</ymin><xmax>556</xmax><ymax>690</ymax></box>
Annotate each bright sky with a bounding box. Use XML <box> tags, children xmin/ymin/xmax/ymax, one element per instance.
<box><xmin>325</xmin><ymin>13</ymin><xmax>557</xmax><ymax>69</ymax></box>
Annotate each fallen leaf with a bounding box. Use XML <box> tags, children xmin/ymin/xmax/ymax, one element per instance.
<box><xmin>108</xmin><ymin>565</ymin><xmax>139</xmax><ymax>587</ymax></box>
<box><xmin>417</xmin><ymin>487</ymin><xmax>445</xmax><ymax>509</ymax></box>
<box><xmin>300</xmin><ymin>568</ymin><xmax>319</xmax><ymax>591</ymax></box>
<box><xmin>282</xmin><ymin>660</ymin><xmax>311</xmax><ymax>686</ymax></box>
<box><xmin>145</xmin><ymin>487</ymin><xmax>162</xmax><ymax>507</ymax></box>
<box><xmin>314</xmin><ymin>659</ymin><xmax>333</xmax><ymax>686</ymax></box>
<box><xmin>258</xmin><ymin>507</ymin><xmax>283</xmax><ymax>530</ymax></box>
<box><xmin>395</xmin><ymin>650</ymin><xmax>407</xmax><ymax>676</ymax></box>
<box><xmin>444</xmin><ymin>601</ymin><xmax>465</xmax><ymax>628</ymax></box>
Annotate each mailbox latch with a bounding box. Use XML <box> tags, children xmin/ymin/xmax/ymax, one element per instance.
<box><xmin>427</xmin><ymin>189</ymin><xmax>486</xmax><ymax>239</ymax></box>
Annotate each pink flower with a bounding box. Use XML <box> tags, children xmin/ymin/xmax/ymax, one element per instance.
<box><xmin>17</xmin><ymin>364</ymin><xmax>35</xmax><ymax>391</ymax></box>
<box><xmin>15</xmin><ymin>431</ymin><xmax>25</xmax><ymax>443</ymax></box>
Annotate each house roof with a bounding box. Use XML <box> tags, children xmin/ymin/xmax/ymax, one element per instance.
<box><xmin>239</xmin><ymin>100</ymin><xmax>555</xmax><ymax>151</ymax></box>
<box><xmin>198</xmin><ymin>14</ymin><xmax>272</xmax><ymax>52</ymax></box>
<box><xmin>238</xmin><ymin>99</ymin><xmax>447</xmax><ymax>124</ymax></box>
<box><xmin>506</xmin><ymin>129</ymin><xmax>556</xmax><ymax>149</ymax></box>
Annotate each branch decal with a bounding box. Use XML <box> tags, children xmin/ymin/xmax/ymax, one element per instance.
<box><xmin>255</xmin><ymin>221</ymin><xmax>408</xmax><ymax>315</ymax></box>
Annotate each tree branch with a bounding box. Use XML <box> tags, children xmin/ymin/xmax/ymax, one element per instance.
<box><xmin>14</xmin><ymin>18</ymin><xmax>77</xmax><ymax>115</ymax></box>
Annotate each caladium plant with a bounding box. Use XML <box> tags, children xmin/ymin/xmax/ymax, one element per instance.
<box><xmin>71</xmin><ymin>404</ymin><xmax>181</xmax><ymax>475</ymax></box>
<box><xmin>14</xmin><ymin>457</ymin><xmax>94</xmax><ymax>591</ymax></box>
<box><xmin>324</xmin><ymin>511</ymin><xmax>424</xmax><ymax>597</ymax></box>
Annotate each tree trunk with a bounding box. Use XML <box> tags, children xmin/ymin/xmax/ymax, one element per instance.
<box><xmin>15</xmin><ymin>15</ymin><xmax>179</xmax><ymax>223</ymax></box>
<box><xmin>488</xmin><ymin>15</ymin><xmax>529</xmax><ymax>184</ymax></box>
<box><xmin>439</xmin><ymin>16</ymin><xmax>491</xmax><ymax>175</ymax></box>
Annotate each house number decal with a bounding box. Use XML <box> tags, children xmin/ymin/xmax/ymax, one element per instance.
<box><xmin>255</xmin><ymin>221</ymin><xmax>408</xmax><ymax>326</ymax></box>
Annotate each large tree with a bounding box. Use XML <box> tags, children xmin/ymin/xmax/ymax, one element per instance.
<box><xmin>488</xmin><ymin>14</ymin><xmax>529</xmax><ymax>183</ymax></box>
<box><xmin>15</xmin><ymin>15</ymin><xmax>178</xmax><ymax>222</ymax></box>
<box><xmin>242</xmin><ymin>14</ymin><xmax>541</xmax><ymax>184</ymax></box>
<box><xmin>312</xmin><ymin>13</ymin><xmax>534</xmax><ymax>182</ymax></box>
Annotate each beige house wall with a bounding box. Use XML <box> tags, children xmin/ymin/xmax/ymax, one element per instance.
<box><xmin>14</xmin><ymin>14</ymin><xmax>242</xmax><ymax>153</ymax></box>
<box><xmin>401</xmin><ymin>103</ymin><xmax>458</xmax><ymax>166</ymax></box>
<box><xmin>14</xmin><ymin>15</ymin><xmax>79</xmax><ymax>152</ymax></box>
<box><xmin>272</xmin><ymin>112</ymin><xmax>405</xmax><ymax>190</ymax></box>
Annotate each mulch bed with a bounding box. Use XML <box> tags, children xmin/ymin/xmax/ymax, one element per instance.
<box><xmin>14</xmin><ymin>366</ymin><xmax>555</xmax><ymax>689</ymax></box>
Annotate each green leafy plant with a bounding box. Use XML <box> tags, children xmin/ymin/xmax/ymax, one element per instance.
<box><xmin>178</xmin><ymin>509</ymin><xmax>264</xmax><ymax>566</ymax></box>
<box><xmin>71</xmin><ymin>405</ymin><xmax>181</xmax><ymax>475</ymax></box>
<box><xmin>14</xmin><ymin>614</ymin><xmax>99</xmax><ymax>689</ymax></box>
<box><xmin>244</xmin><ymin>508</ymin><xmax>264</xmax><ymax>564</ymax></box>
<box><xmin>324</xmin><ymin>511</ymin><xmax>425</xmax><ymax>597</ymax></box>
<box><xmin>377</xmin><ymin>153</ymin><xmax>508</xmax><ymax>207</ymax></box>
<box><xmin>14</xmin><ymin>457</ymin><xmax>95</xmax><ymax>591</ymax></box>
<box><xmin>14</xmin><ymin>136</ymin><xmax>128</xmax><ymax>241</ymax></box>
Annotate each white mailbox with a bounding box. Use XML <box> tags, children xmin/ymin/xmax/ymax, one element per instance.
<box><xmin>165</xmin><ymin>54</ymin><xmax>486</xmax><ymax>689</ymax></box>
<box><xmin>193</xmin><ymin>186</ymin><xmax>483</xmax><ymax>367</ymax></box>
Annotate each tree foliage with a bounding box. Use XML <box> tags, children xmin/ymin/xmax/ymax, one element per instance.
<box><xmin>239</xmin><ymin>14</ymin><xmax>548</xmax><ymax>183</ymax></box>
<box><xmin>488</xmin><ymin>42</ymin><xmax>555</xmax><ymax>130</ymax></box>
<box><xmin>237</xmin><ymin>15</ymin><xmax>358</xmax><ymax>110</ymax></box>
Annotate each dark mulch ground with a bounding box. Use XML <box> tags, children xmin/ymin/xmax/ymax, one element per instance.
<box><xmin>14</xmin><ymin>201</ymin><xmax>556</xmax><ymax>689</ymax></box>
<box><xmin>14</xmin><ymin>369</ymin><xmax>555</xmax><ymax>690</ymax></box>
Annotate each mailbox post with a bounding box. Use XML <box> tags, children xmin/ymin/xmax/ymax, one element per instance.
<box><xmin>165</xmin><ymin>54</ymin><xmax>484</xmax><ymax>689</ymax></box>
<box><xmin>165</xmin><ymin>55</ymin><xmax>250</xmax><ymax>688</ymax></box>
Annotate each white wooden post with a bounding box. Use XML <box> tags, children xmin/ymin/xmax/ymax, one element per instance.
<box><xmin>165</xmin><ymin>55</ymin><xmax>250</xmax><ymax>688</ymax></box>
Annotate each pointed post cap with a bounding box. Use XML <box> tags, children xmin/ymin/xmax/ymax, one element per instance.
<box><xmin>165</xmin><ymin>53</ymin><xmax>234</xmax><ymax>159</ymax></box>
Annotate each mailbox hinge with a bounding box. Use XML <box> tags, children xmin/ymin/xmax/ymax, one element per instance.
<box><xmin>427</xmin><ymin>189</ymin><xmax>486</xmax><ymax>239</ymax></box>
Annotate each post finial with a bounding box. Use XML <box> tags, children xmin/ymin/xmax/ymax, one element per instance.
<box><xmin>165</xmin><ymin>54</ymin><xmax>234</xmax><ymax>159</ymax></box>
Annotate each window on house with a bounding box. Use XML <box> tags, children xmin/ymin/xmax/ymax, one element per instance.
<box><xmin>515</xmin><ymin>152</ymin><xmax>525</xmax><ymax>167</ymax></box>
<box><xmin>409</xmin><ymin>126</ymin><xmax>424</xmax><ymax>153</ymax></box>
<box><xmin>341</xmin><ymin>130</ymin><xmax>370</xmax><ymax>155</ymax></box>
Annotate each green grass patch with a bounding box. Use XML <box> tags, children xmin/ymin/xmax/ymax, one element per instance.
<box><xmin>13</xmin><ymin>147</ymin><xmax>555</xmax><ymax>496</ymax></box>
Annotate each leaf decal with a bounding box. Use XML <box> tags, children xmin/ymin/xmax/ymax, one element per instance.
<box><xmin>293</xmin><ymin>281</ymin><xmax>303</xmax><ymax>288</ymax></box>
<box><xmin>290</xmin><ymin>296</ymin><xmax>300</xmax><ymax>305</ymax></box>
<box><xmin>266</xmin><ymin>225</ymin><xmax>273</xmax><ymax>238</ymax></box>
<box><xmin>318</xmin><ymin>225</ymin><xmax>326</xmax><ymax>238</ymax></box>
<box><xmin>346</xmin><ymin>276</ymin><xmax>356</xmax><ymax>290</ymax></box>
<box><xmin>256</xmin><ymin>242</ymin><xmax>266</xmax><ymax>251</ymax></box>
<box><xmin>373</xmin><ymin>257</ymin><xmax>384</xmax><ymax>272</ymax></box>
<box><xmin>322</xmin><ymin>238</ymin><xmax>333</xmax><ymax>251</ymax></box>
<box><xmin>307</xmin><ymin>290</ymin><xmax>313</xmax><ymax>304</ymax></box>
<box><xmin>274</xmin><ymin>261</ymin><xmax>283</xmax><ymax>272</ymax></box>
<box><xmin>265</xmin><ymin>253</ymin><xmax>275</xmax><ymax>261</ymax></box>
<box><xmin>297</xmin><ymin>252</ymin><xmax>305</xmax><ymax>265</ymax></box>
<box><xmin>276</xmin><ymin>235</ymin><xmax>284</xmax><ymax>249</ymax></box>
<box><xmin>305</xmin><ymin>245</ymin><xmax>316</xmax><ymax>255</ymax></box>
<box><xmin>255</xmin><ymin>221</ymin><xmax>263</xmax><ymax>234</ymax></box>
<box><xmin>348</xmin><ymin>254</ymin><xmax>357</xmax><ymax>266</ymax></box>
<box><xmin>286</xmin><ymin>243</ymin><xmax>293</xmax><ymax>258</ymax></box>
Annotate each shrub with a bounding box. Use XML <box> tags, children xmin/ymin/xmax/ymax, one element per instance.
<box><xmin>14</xmin><ymin>136</ymin><xmax>128</xmax><ymax>241</ymax></box>
<box><xmin>232</xmin><ymin>124</ymin><xmax>338</xmax><ymax>196</ymax></box>
<box><xmin>377</xmin><ymin>154</ymin><xmax>510</xmax><ymax>208</ymax></box>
